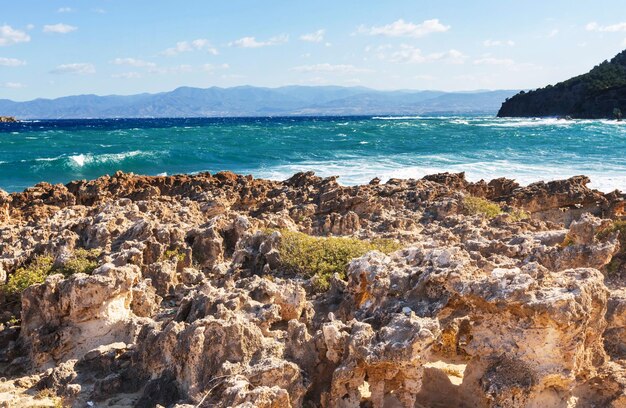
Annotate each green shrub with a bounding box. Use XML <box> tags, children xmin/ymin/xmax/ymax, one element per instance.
<box><xmin>3</xmin><ymin>248</ymin><xmax>101</xmax><ymax>295</ymax></box>
<box><xmin>274</xmin><ymin>230</ymin><xmax>403</xmax><ymax>292</ymax></box>
<box><xmin>58</xmin><ymin>248</ymin><xmax>100</xmax><ymax>276</ymax></box>
<box><xmin>462</xmin><ymin>196</ymin><xmax>503</xmax><ymax>219</ymax></box>
<box><xmin>4</xmin><ymin>255</ymin><xmax>54</xmax><ymax>295</ymax></box>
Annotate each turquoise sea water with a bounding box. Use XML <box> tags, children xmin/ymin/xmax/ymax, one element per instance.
<box><xmin>1</xmin><ymin>116</ymin><xmax>626</xmax><ymax>193</ymax></box>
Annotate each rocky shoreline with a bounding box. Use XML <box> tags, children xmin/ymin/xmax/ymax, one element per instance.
<box><xmin>0</xmin><ymin>170</ymin><xmax>625</xmax><ymax>407</ymax></box>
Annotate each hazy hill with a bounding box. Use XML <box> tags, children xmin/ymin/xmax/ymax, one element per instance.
<box><xmin>498</xmin><ymin>49</ymin><xmax>626</xmax><ymax>118</ymax></box>
<box><xmin>0</xmin><ymin>86</ymin><xmax>517</xmax><ymax>119</ymax></box>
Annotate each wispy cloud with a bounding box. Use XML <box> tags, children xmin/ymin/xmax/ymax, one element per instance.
<box><xmin>1</xmin><ymin>82</ymin><xmax>23</xmax><ymax>88</ymax></box>
<box><xmin>300</xmin><ymin>29</ymin><xmax>325</xmax><ymax>43</ymax></box>
<box><xmin>586</xmin><ymin>21</ymin><xmax>626</xmax><ymax>32</ymax></box>
<box><xmin>111</xmin><ymin>58</ymin><xmax>156</xmax><ymax>68</ymax></box>
<box><xmin>483</xmin><ymin>39</ymin><xmax>515</xmax><ymax>47</ymax></box>
<box><xmin>161</xmin><ymin>39</ymin><xmax>218</xmax><ymax>56</ymax></box>
<box><xmin>291</xmin><ymin>63</ymin><xmax>372</xmax><ymax>73</ymax></box>
<box><xmin>0</xmin><ymin>25</ymin><xmax>31</xmax><ymax>46</ymax></box>
<box><xmin>50</xmin><ymin>63</ymin><xmax>96</xmax><ymax>75</ymax></box>
<box><xmin>358</xmin><ymin>19</ymin><xmax>450</xmax><ymax>38</ymax></box>
<box><xmin>229</xmin><ymin>34</ymin><xmax>289</xmax><ymax>48</ymax></box>
<box><xmin>377</xmin><ymin>45</ymin><xmax>467</xmax><ymax>64</ymax></box>
<box><xmin>546</xmin><ymin>29</ymin><xmax>559</xmax><ymax>38</ymax></box>
<box><xmin>57</xmin><ymin>7</ymin><xmax>75</xmax><ymax>13</ymax></box>
<box><xmin>43</xmin><ymin>23</ymin><xmax>78</xmax><ymax>34</ymax></box>
<box><xmin>474</xmin><ymin>57</ymin><xmax>515</xmax><ymax>66</ymax></box>
<box><xmin>111</xmin><ymin>72</ymin><xmax>142</xmax><ymax>79</ymax></box>
<box><xmin>148</xmin><ymin>64</ymin><xmax>193</xmax><ymax>75</ymax></box>
<box><xmin>0</xmin><ymin>57</ymin><xmax>26</xmax><ymax>67</ymax></box>
<box><xmin>202</xmin><ymin>63</ymin><xmax>230</xmax><ymax>72</ymax></box>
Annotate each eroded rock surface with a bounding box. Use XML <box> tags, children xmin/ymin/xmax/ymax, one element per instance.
<box><xmin>0</xmin><ymin>170</ymin><xmax>625</xmax><ymax>407</ymax></box>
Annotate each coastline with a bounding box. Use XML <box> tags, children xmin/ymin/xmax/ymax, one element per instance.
<box><xmin>4</xmin><ymin>115</ymin><xmax>626</xmax><ymax>195</ymax></box>
<box><xmin>0</xmin><ymin>169</ymin><xmax>625</xmax><ymax>406</ymax></box>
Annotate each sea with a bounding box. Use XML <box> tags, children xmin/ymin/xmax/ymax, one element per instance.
<box><xmin>1</xmin><ymin>115</ymin><xmax>626</xmax><ymax>193</ymax></box>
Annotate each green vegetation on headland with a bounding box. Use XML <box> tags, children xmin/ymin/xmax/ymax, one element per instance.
<box><xmin>271</xmin><ymin>229</ymin><xmax>403</xmax><ymax>292</ymax></box>
<box><xmin>498</xmin><ymin>49</ymin><xmax>626</xmax><ymax>119</ymax></box>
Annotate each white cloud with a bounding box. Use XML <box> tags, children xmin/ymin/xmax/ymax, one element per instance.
<box><xmin>358</xmin><ymin>19</ymin><xmax>449</xmax><ymax>38</ymax></box>
<box><xmin>291</xmin><ymin>63</ymin><xmax>372</xmax><ymax>73</ymax></box>
<box><xmin>112</xmin><ymin>72</ymin><xmax>142</xmax><ymax>79</ymax></box>
<box><xmin>92</xmin><ymin>8</ymin><xmax>106</xmax><ymax>14</ymax></box>
<box><xmin>623</xmin><ymin>38</ymin><xmax>626</xmax><ymax>46</ymax></box>
<box><xmin>0</xmin><ymin>25</ymin><xmax>31</xmax><ymax>46</ymax></box>
<box><xmin>483</xmin><ymin>39</ymin><xmax>515</xmax><ymax>47</ymax></box>
<box><xmin>381</xmin><ymin>45</ymin><xmax>467</xmax><ymax>64</ymax></box>
<box><xmin>1</xmin><ymin>81</ymin><xmax>23</xmax><ymax>88</ymax></box>
<box><xmin>148</xmin><ymin>64</ymin><xmax>193</xmax><ymax>75</ymax></box>
<box><xmin>26</xmin><ymin>24</ymin><xmax>35</xmax><ymax>30</ymax></box>
<box><xmin>57</xmin><ymin>7</ymin><xmax>74</xmax><ymax>13</ymax></box>
<box><xmin>43</xmin><ymin>23</ymin><xmax>78</xmax><ymax>34</ymax></box>
<box><xmin>50</xmin><ymin>63</ymin><xmax>96</xmax><ymax>75</ymax></box>
<box><xmin>587</xmin><ymin>21</ymin><xmax>626</xmax><ymax>32</ymax></box>
<box><xmin>229</xmin><ymin>34</ymin><xmax>289</xmax><ymax>48</ymax></box>
<box><xmin>161</xmin><ymin>39</ymin><xmax>218</xmax><ymax>56</ymax></box>
<box><xmin>202</xmin><ymin>63</ymin><xmax>230</xmax><ymax>72</ymax></box>
<box><xmin>111</xmin><ymin>58</ymin><xmax>156</xmax><ymax>68</ymax></box>
<box><xmin>300</xmin><ymin>29</ymin><xmax>325</xmax><ymax>43</ymax></box>
<box><xmin>0</xmin><ymin>57</ymin><xmax>26</xmax><ymax>67</ymax></box>
<box><xmin>547</xmin><ymin>29</ymin><xmax>559</xmax><ymax>38</ymax></box>
<box><xmin>474</xmin><ymin>57</ymin><xmax>515</xmax><ymax>66</ymax></box>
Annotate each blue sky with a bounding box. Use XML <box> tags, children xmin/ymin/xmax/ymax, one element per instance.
<box><xmin>2</xmin><ymin>0</ymin><xmax>626</xmax><ymax>100</ymax></box>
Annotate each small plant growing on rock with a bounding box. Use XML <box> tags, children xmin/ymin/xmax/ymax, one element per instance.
<box><xmin>162</xmin><ymin>248</ymin><xmax>187</xmax><ymax>262</ymax></box>
<box><xmin>274</xmin><ymin>229</ymin><xmax>403</xmax><ymax>291</ymax></box>
<box><xmin>596</xmin><ymin>220</ymin><xmax>626</xmax><ymax>275</ymax></box>
<box><xmin>58</xmin><ymin>248</ymin><xmax>101</xmax><ymax>276</ymax></box>
<box><xmin>4</xmin><ymin>255</ymin><xmax>54</xmax><ymax>295</ymax></box>
<box><xmin>507</xmin><ymin>208</ymin><xmax>530</xmax><ymax>222</ymax></box>
<box><xmin>3</xmin><ymin>248</ymin><xmax>101</xmax><ymax>295</ymax></box>
<box><xmin>462</xmin><ymin>196</ymin><xmax>503</xmax><ymax>219</ymax></box>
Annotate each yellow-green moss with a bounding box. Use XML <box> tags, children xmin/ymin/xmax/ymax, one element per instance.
<box><xmin>273</xmin><ymin>229</ymin><xmax>403</xmax><ymax>291</ymax></box>
<box><xmin>462</xmin><ymin>196</ymin><xmax>503</xmax><ymax>219</ymax></box>
<box><xmin>3</xmin><ymin>248</ymin><xmax>101</xmax><ymax>295</ymax></box>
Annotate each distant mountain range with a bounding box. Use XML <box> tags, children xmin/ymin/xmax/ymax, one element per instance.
<box><xmin>498</xmin><ymin>49</ymin><xmax>626</xmax><ymax>119</ymax></box>
<box><xmin>0</xmin><ymin>86</ymin><xmax>518</xmax><ymax>119</ymax></box>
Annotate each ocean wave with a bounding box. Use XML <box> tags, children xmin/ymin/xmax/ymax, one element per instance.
<box><xmin>372</xmin><ymin>116</ymin><xmax>424</xmax><ymax>120</ymax></box>
<box><xmin>68</xmin><ymin>151</ymin><xmax>149</xmax><ymax>168</ymax></box>
<box><xmin>253</xmin><ymin>157</ymin><xmax>626</xmax><ymax>193</ymax></box>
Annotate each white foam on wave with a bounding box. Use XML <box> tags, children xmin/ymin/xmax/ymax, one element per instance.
<box><xmin>253</xmin><ymin>156</ymin><xmax>626</xmax><ymax>193</ymax></box>
<box><xmin>68</xmin><ymin>150</ymin><xmax>150</xmax><ymax>168</ymax></box>
<box><xmin>372</xmin><ymin>116</ymin><xmax>424</xmax><ymax>120</ymax></box>
<box><xmin>35</xmin><ymin>155</ymin><xmax>64</xmax><ymax>162</ymax></box>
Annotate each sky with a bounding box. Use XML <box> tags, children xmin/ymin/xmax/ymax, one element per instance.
<box><xmin>2</xmin><ymin>0</ymin><xmax>626</xmax><ymax>101</ymax></box>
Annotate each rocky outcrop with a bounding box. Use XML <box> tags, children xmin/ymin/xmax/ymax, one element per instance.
<box><xmin>498</xmin><ymin>49</ymin><xmax>626</xmax><ymax>119</ymax></box>
<box><xmin>0</xmin><ymin>171</ymin><xmax>625</xmax><ymax>407</ymax></box>
<box><xmin>0</xmin><ymin>116</ymin><xmax>17</xmax><ymax>123</ymax></box>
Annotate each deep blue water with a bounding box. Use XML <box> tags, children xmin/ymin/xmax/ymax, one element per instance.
<box><xmin>1</xmin><ymin>116</ymin><xmax>626</xmax><ymax>193</ymax></box>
